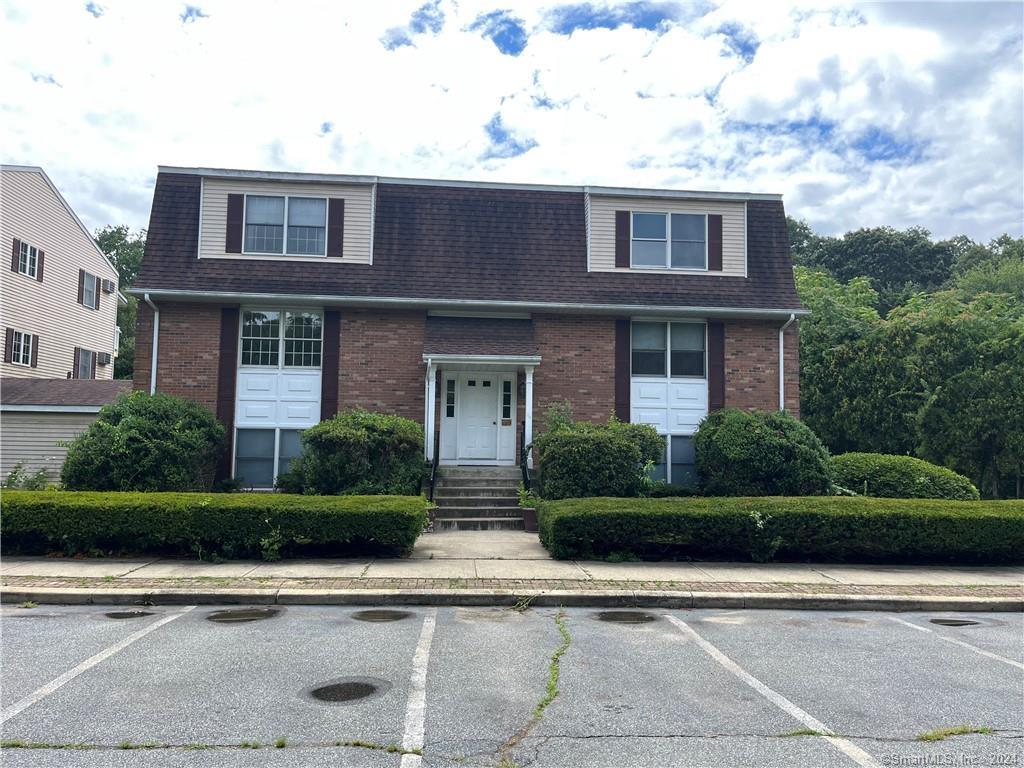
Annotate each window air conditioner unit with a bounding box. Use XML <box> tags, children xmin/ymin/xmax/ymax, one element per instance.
<box><xmin>101</xmin><ymin>279</ymin><xmax>116</xmax><ymax>294</ymax></box>
<box><xmin>97</xmin><ymin>352</ymin><xmax>112</xmax><ymax>366</ymax></box>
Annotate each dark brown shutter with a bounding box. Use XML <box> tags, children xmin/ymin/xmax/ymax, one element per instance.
<box><xmin>3</xmin><ymin>328</ymin><xmax>13</xmax><ymax>363</ymax></box>
<box><xmin>30</xmin><ymin>335</ymin><xmax>39</xmax><ymax>368</ymax></box>
<box><xmin>93</xmin><ymin>277</ymin><xmax>100</xmax><ymax>310</ymax></box>
<box><xmin>72</xmin><ymin>347</ymin><xmax>81</xmax><ymax>379</ymax></box>
<box><xmin>708</xmin><ymin>214</ymin><xmax>723</xmax><ymax>271</ymax></box>
<box><xmin>327</xmin><ymin>199</ymin><xmax>344</xmax><ymax>258</ymax></box>
<box><xmin>11</xmin><ymin>238</ymin><xmax>21</xmax><ymax>273</ymax></box>
<box><xmin>225</xmin><ymin>194</ymin><xmax>244</xmax><ymax>253</ymax></box>
<box><xmin>215</xmin><ymin>307</ymin><xmax>240</xmax><ymax>482</ymax></box>
<box><xmin>77</xmin><ymin>269</ymin><xmax>85</xmax><ymax>304</ymax></box>
<box><xmin>615</xmin><ymin>211</ymin><xmax>630</xmax><ymax>268</ymax></box>
<box><xmin>708</xmin><ymin>321</ymin><xmax>725</xmax><ymax>411</ymax></box>
<box><xmin>614</xmin><ymin>317</ymin><xmax>631</xmax><ymax>422</ymax></box>
<box><xmin>91</xmin><ymin>350</ymin><xmax>97</xmax><ymax>379</ymax></box>
<box><xmin>36</xmin><ymin>250</ymin><xmax>44</xmax><ymax>282</ymax></box>
<box><xmin>321</xmin><ymin>310</ymin><xmax>341</xmax><ymax>419</ymax></box>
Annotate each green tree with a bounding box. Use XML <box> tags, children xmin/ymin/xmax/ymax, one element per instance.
<box><xmin>94</xmin><ymin>226</ymin><xmax>146</xmax><ymax>379</ymax></box>
<box><xmin>786</xmin><ymin>216</ymin><xmax>820</xmax><ymax>267</ymax></box>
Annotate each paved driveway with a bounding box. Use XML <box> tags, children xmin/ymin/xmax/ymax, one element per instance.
<box><xmin>1</xmin><ymin>605</ymin><xmax>1021</xmax><ymax>767</ymax></box>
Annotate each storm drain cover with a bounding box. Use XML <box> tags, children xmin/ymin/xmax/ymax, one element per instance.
<box><xmin>105</xmin><ymin>611</ymin><xmax>153</xmax><ymax>620</ymax></box>
<box><xmin>308</xmin><ymin>677</ymin><xmax>391</xmax><ymax>705</ymax></box>
<box><xmin>352</xmin><ymin>609</ymin><xmax>412</xmax><ymax>623</ymax></box>
<box><xmin>596</xmin><ymin>611</ymin><xmax>656</xmax><ymax>624</ymax></box>
<box><xmin>929</xmin><ymin>618</ymin><xmax>980</xmax><ymax>627</ymax></box>
<box><xmin>206</xmin><ymin>607</ymin><xmax>281</xmax><ymax>623</ymax></box>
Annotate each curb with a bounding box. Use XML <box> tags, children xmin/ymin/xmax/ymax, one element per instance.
<box><xmin>2</xmin><ymin>587</ymin><xmax>1021</xmax><ymax>612</ymax></box>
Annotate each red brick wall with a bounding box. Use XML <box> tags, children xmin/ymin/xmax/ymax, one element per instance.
<box><xmin>339</xmin><ymin>309</ymin><xmax>426</xmax><ymax>420</ymax></box>
<box><xmin>133</xmin><ymin>302</ymin><xmax>221</xmax><ymax>412</ymax></box>
<box><xmin>533</xmin><ymin>314</ymin><xmax>616</xmax><ymax>425</ymax></box>
<box><xmin>724</xmin><ymin>320</ymin><xmax>800</xmax><ymax>417</ymax></box>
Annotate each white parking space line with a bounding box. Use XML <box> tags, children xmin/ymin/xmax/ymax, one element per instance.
<box><xmin>665</xmin><ymin>615</ymin><xmax>881</xmax><ymax>768</ymax></box>
<box><xmin>887</xmin><ymin>617</ymin><xmax>1024</xmax><ymax>670</ymax></box>
<box><xmin>0</xmin><ymin>607</ymin><xmax>195</xmax><ymax>725</ymax></box>
<box><xmin>400</xmin><ymin>608</ymin><xmax>437</xmax><ymax>768</ymax></box>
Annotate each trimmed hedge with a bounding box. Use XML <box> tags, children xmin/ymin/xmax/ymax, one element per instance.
<box><xmin>832</xmin><ymin>453</ymin><xmax>980</xmax><ymax>500</ymax></box>
<box><xmin>538</xmin><ymin>496</ymin><xmax>1024</xmax><ymax>564</ymax></box>
<box><xmin>0</xmin><ymin>491</ymin><xmax>430</xmax><ymax>559</ymax></box>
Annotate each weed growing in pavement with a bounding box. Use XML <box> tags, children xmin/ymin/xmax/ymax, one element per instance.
<box><xmin>511</xmin><ymin>594</ymin><xmax>537</xmax><ymax>613</ymax></box>
<box><xmin>16</xmin><ymin>601</ymin><xmax>37</xmax><ymax>609</ymax></box>
<box><xmin>182</xmin><ymin>743</ymin><xmax>215</xmax><ymax>750</ymax></box>
<box><xmin>334</xmin><ymin>740</ymin><xmax>421</xmax><ymax>755</ymax></box>
<box><xmin>498</xmin><ymin>757</ymin><xmax>520</xmax><ymax>768</ymax></box>
<box><xmin>116</xmin><ymin>741</ymin><xmax>162</xmax><ymax>750</ymax></box>
<box><xmin>239</xmin><ymin>741</ymin><xmax>261</xmax><ymax>749</ymax></box>
<box><xmin>533</xmin><ymin>610</ymin><xmax>571</xmax><ymax>718</ymax></box>
<box><xmin>916</xmin><ymin>725</ymin><xmax>993</xmax><ymax>742</ymax></box>
<box><xmin>1</xmin><ymin>740</ymin><xmax>92</xmax><ymax>750</ymax></box>
<box><xmin>777</xmin><ymin>728</ymin><xmax>823</xmax><ymax>737</ymax></box>
<box><xmin>274</xmin><ymin>737</ymin><xmax>287</xmax><ymax>748</ymax></box>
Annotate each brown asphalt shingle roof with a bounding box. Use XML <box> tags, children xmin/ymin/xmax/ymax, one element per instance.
<box><xmin>1</xmin><ymin>378</ymin><xmax>130</xmax><ymax>407</ymax></box>
<box><xmin>134</xmin><ymin>173</ymin><xmax>804</xmax><ymax>312</ymax></box>
<box><xmin>424</xmin><ymin>316</ymin><xmax>537</xmax><ymax>356</ymax></box>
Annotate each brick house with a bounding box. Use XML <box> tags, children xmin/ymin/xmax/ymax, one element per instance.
<box><xmin>131</xmin><ymin>167</ymin><xmax>805</xmax><ymax>492</ymax></box>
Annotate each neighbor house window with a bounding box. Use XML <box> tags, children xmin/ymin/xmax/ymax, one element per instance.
<box><xmin>10</xmin><ymin>330</ymin><xmax>33</xmax><ymax>366</ymax></box>
<box><xmin>241</xmin><ymin>310</ymin><xmax>323</xmax><ymax>368</ymax></box>
<box><xmin>76</xmin><ymin>348</ymin><xmax>95</xmax><ymax>379</ymax></box>
<box><xmin>631</xmin><ymin>321</ymin><xmax>705</xmax><ymax>378</ymax></box>
<box><xmin>631</xmin><ymin>212</ymin><xmax>707</xmax><ymax>270</ymax></box>
<box><xmin>244</xmin><ymin>195</ymin><xmax>327</xmax><ymax>256</ymax></box>
<box><xmin>81</xmin><ymin>272</ymin><xmax>99</xmax><ymax>309</ymax></box>
<box><xmin>18</xmin><ymin>242</ymin><xmax>38</xmax><ymax>279</ymax></box>
<box><xmin>234</xmin><ymin>428</ymin><xmax>304</xmax><ymax>489</ymax></box>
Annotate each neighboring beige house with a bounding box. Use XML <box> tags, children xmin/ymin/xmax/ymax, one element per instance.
<box><xmin>0</xmin><ymin>378</ymin><xmax>130</xmax><ymax>483</ymax></box>
<box><xmin>0</xmin><ymin>165</ymin><xmax>121</xmax><ymax>380</ymax></box>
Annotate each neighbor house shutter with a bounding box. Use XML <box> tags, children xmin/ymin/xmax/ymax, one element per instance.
<box><xmin>225</xmin><ymin>194</ymin><xmax>244</xmax><ymax>253</ymax></box>
<box><xmin>614</xmin><ymin>317</ymin><xmax>631</xmax><ymax>422</ymax></box>
<box><xmin>10</xmin><ymin>238</ymin><xmax>20</xmax><ymax>273</ymax></box>
<box><xmin>77</xmin><ymin>269</ymin><xmax>85</xmax><ymax>305</ymax></box>
<box><xmin>3</xmin><ymin>328</ymin><xmax>13</xmax><ymax>363</ymax></box>
<box><xmin>708</xmin><ymin>321</ymin><xmax>725</xmax><ymax>411</ymax></box>
<box><xmin>36</xmin><ymin>250</ymin><xmax>44</xmax><ymax>282</ymax></box>
<box><xmin>215</xmin><ymin>306</ymin><xmax>240</xmax><ymax>482</ymax></box>
<box><xmin>708</xmin><ymin>214</ymin><xmax>723</xmax><ymax>271</ymax></box>
<box><xmin>91</xmin><ymin>350</ymin><xmax>97</xmax><ymax>379</ymax></box>
<box><xmin>327</xmin><ymin>199</ymin><xmax>344</xmax><ymax>258</ymax></box>
<box><xmin>30</xmin><ymin>335</ymin><xmax>39</xmax><ymax>368</ymax></box>
<box><xmin>321</xmin><ymin>310</ymin><xmax>341</xmax><ymax>419</ymax></box>
<box><xmin>72</xmin><ymin>347</ymin><xmax>81</xmax><ymax>379</ymax></box>
<box><xmin>614</xmin><ymin>211</ymin><xmax>630</xmax><ymax>268</ymax></box>
<box><xmin>93</xmin><ymin>277</ymin><xmax>100</xmax><ymax>310</ymax></box>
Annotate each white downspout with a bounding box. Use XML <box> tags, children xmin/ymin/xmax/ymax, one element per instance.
<box><xmin>524</xmin><ymin>367</ymin><xmax>534</xmax><ymax>468</ymax></box>
<box><xmin>424</xmin><ymin>358</ymin><xmax>436</xmax><ymax>461</ymax></box>
<box><xmin>143</xmin><ymin>293</ymin><xmax>159</xmax><ymax>395</ymax></box>
<box><xmin>778</xmin><ymin>313</ymin><xmax>796</xmax><ymax>411</ymax></box>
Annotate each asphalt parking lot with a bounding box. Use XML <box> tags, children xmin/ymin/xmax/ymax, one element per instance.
<box><xmin>0</xmin><ymin>605</ymin><xmax>1021</xmax><ymax>767</ymax></box>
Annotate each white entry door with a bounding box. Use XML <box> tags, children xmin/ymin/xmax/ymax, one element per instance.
<box><xmin>458</xmin><ymin>374</ymin><xmax>499</xmax><ymax>460</ymax></box>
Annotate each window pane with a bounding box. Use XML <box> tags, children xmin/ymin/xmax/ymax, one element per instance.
<box><xmin>78</xmin><ymin>350</ymin><xmax>94</xmax><ymax>379</ymax></box>
<box><xmin>235</xmin><ymin>429</ymin><xmax>275</xmax><ymax>488</ymax></box>
<box><xmin>671</xmin><ymin>323</ymin><xmax>704</xmax><ymax>351</ymax></box>
<box><xmin>632</xmin><ymin>350</ymin><xmax>665</xmax><ymax>376</ymax></box>
<box><xmin>287</xmin><ymin>226</ymin><xmax>325</xmax><ymax>255</ymax></box>
<box><xmin>246</xmin><ymin>196</ymin><xmax>284</xmax><ymax>225</ymax></box>
<box><xmin>671</xmin><ymin>241</ymin><xmax>705</xmax><ymax>269</ymax></box>
<box><xmin>632</xmin><ymin>322</ymin><xmax>666</xmax><ymax>351</ymax></box>
<box><xmin>278</xmin><ymin>429</ymin><xmax>303</xmax><ymax>476</ymax></box>
<box><xmin>241</xmin><ymin>311</ymin><xmax>280</xmax><ymax>366</ymax></box>
<box><xmin>632</xmin><ymin>212</ymin><xmax>666</xmax><ymax>239</ymax></box>
<box><xmin>82</xmin><ymin>275</ymin><xmax>97</xmax><ymax>307</ymax></box>
<box><xmin>670</xmin><ymin>323</ymin><xmax>706</xmax><ymax>377</ymax></box>
<box><xmin>287</xmin><ymin>198</ymin><xmax>326</xmax><ymax>226</ymax></box>
<box><xmin>283</xmin><ymin>312</ymin><xmax>322</xmax><ymax>367</ymax></box>
<box><xmin>671</xmin><ymin>435</ymin><xmax>698</xmax><ymax>486</ymax></box>
<box><xmin>671</xmin><ymin>213</ymin><xmax>705</xmax><ymax>242</ymax></box>
<box><xmin>632</xmin><ymin>240</ymin><xmax>666</xmax><ymax>266</ymax></box>
<box><xmin>670</xmin><ymin>350</ymin><xmax>704</xmax><ymax>377</ymax></box>
<box><xmin>632</xmin><ymin>322</ymin><xmax>666</xmax><ymax>376</ymax></box>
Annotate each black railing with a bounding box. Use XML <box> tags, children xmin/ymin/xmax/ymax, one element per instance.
<box><xmin>428</xmin><ymin>422</ymin><xmax>441</xmax><ymax>502</ymax></box>
<box><xmin>519</xmin><ymin>420</ymin><xmax>531</xmax><ymax>491</ymax></box>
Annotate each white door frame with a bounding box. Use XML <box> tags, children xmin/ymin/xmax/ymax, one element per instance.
<box><xmin>437</xmin><ymin>370</ymin><xmax>518</xmax><ymax>466</ymax></box>
<box><xmin>455</xmin><ymin>372</ymin><xmax>500</xmax><ymax>463</ymax></box>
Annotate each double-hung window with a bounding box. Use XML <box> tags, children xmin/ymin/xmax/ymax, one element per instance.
<box><xmin>80</xmin><ymin>271</ymin><xmax>99</xmax><ymax>309</ymax></box>
<box><xmin>76</xmin><ymin>348</ymin><xmax>95</xmax><ymax>379</ymax></box>
<box><xmin>244</xmin><ymin>195</ymin><xmax>327</xmax><ymax>256</ymax></box>
<box><xmin>631</xmin><ymin>212</ymin><xmax>707</xmax><ymax>270</ymax></box>
<box><xmin>10</xmin><ymin>330</ymin><xmax>33</xmax><ymax>366</ymax></box>
<box><xmin>18</xmin><ymin>242</ymin><xmax>39</xmax><ymax>279</ymax></box>
<box><xmin>631</xmin><ymin>321</ymin><xmax>706</xmax><ymax>378</ymax></box>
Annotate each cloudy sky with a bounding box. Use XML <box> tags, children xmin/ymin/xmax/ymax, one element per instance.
<box><xmin>2</xmin><ymin>0</ymin><xmax>1022</xmax><ymax>242</ymax></box>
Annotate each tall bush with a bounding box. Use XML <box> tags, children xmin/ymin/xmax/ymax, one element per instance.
<box><xmin>277</xmin><ymin>409</ymin><xmax>428</xmax><ymax>495</ymax></box>
<box><xmin>61</xmin><ymin>392</ymin><xmax>224</xmax><ymax>492</ymax></box>
<box><xmin>694</xmin><ymin>409</ymin><xmax>832</xmax><ymax>496</ymax></box>
<box><xmin>832</xmin><ymin>453</ymin><xmax>979</xmax><ymax>500</ymax></box>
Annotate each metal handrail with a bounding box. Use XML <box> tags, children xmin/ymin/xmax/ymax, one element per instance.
<box><xmin>519</xmin><ymin>420</ymin><xmax>531</xmax><ymax>491</ymax></box>
<box><xmin>428</xmin><ymin>420</ymin><xmax>441</xmax><ymax>501</ymax></box>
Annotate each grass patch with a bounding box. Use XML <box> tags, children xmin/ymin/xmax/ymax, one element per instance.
<box><xmin>1</xmin><ymin>740</ymin><xmax>92</xmax><ymax>750</ymax></box>
<box><xmin>116</xmin><ymin>741</ymin><xmax>162</xmax><ymax>750</ymax></box>
<box><xmin>274</xmin><ymin>737</ymin><xmax>287</xmax><ymax>749</ymax></box>
<box><xmin>335</xmin><ymin>740</ymin><xmax>421</xmax><ymax>755</ymax></box>
<box><xmin>533</xmin><ymin>611</ymin><xmax>571</xmax><ymax>718</ymax></box>
<box><xmin>16</xmin><ymin>601</ymin><xmax>37</xmax><ymax>609</ymax></box>
<box><xmin>916</xmin><ymin>725</ymin><xmax>993</xmax><ymax>742</ymax></box>
<box><xmin>777</xmin><ymin>728</ymin><xmax>824</xmax><ymax>737</ymax></box>
<box><xmin>239</xmin><ymin>741</ymin><xmax>261</xmax><ymax>749</ymax></box>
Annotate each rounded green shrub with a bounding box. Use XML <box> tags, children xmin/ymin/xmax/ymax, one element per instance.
<box><xmin>832</xmin><ymin>453</ymin><xmax>979</xmax><ymax>500</ymax></box>
<box><xmin>61</xmin><ymin>392</ymin><xmax>225</xmax><ymax>492</ymax></box>
<box><xmin>694</xmin><ymin>409</ymin><xmax>833</xmax><ymax>496</ymax></box>
<box><xmin>277</xmin><ymin>409</ymin><xmax>428</xmax><ymax>495</ymax></box>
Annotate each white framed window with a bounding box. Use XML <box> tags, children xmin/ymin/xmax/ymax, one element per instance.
<box><xmin>631</xmin><ymin>321</ymin><xmax>706</xmax><ymax>378</ymax></box>
<box><xmin>81</xmin><ymin>272</ymin><xmax>99</xmax><ymax>309</ymax></box>
<box><xmin>18</xmin><ymin>242</ymin><xmax>38</xmax><ymax>279</ymax></box>
<box><xmin>244</xmin><ymin>195</ymin><xmax>327</xmax><ymax>256</ymax></box>
<box><xmin>240</xmin><ymin>309</ymin><xmax>322</xmax><ymax>369</ymax></box>
<box><xmin>77</xmin><ymin>348</ymin><xmax>95</xmax><ymax>379</ymax></box>
<box><xmin>650</xmin><ymin>434</ymin><xmax>698</xmax><ymax>486</ymax></box>
<box><xmin>10</xmin><ymin>330</ymin><xmax>33</xmax><ymax>366</ymax></box>
<box><xmin>631</xmin><ymin>212</ymin><xmax>707</xmax><ymax>270</ymax></box>
<box><xmin>234</xmin><ymin>428</ymin><xmax>303</xmax><ymax>489</ymax></box>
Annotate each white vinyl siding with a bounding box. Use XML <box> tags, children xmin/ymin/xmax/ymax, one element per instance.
<box><xmin>0</xmin><ymin>168</ymin><xmax>119</xmax><ymax>380</ymax></box>
<box><xmin>0</xmin><ymin>411</ymin><xmax>98</xmax><ymax>482</ymax></box>
<box><xmin>588</xmin><ymin>195</ymin><xmax>746</xmax><ymax>275</ymax></box>
<box><xmin>200</xmin><ymin>177</ymin><xmax>374</xmax><ymax>263</ymax></box>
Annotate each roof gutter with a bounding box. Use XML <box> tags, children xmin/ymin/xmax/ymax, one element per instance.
<box><xmin>126</xmin><ymin>288</ymin><xmax>809</xmax><ymax>321</ymax></box>
<box><xmin>142</xmin><ymin>293</ymin><xmax>159</xmax><ymax>395</ymax></box>
<box><xmin>778</xmin><ymin>313</ymin><xmax>797</xmax><ymax>411</ymax></box>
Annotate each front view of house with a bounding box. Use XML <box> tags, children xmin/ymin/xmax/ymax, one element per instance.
<box><xmin>131</xmin><ymin>167</ymin><xmax>805</xmax><ymax>490</ymax></box>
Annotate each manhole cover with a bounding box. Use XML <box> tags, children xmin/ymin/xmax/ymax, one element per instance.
<box><xmin>929</xmin><ymin>618</ymin><xmax>980</xmax><ymax>627</ymax></box>
<box><xmin>206</xmin><ymin>607</ymin><xmax>281</xmax><ymax>623</ymax></box>
<box><xmin>307</xmin><ymin>677</ymin><xmax>391</xmax><ymax>705</ymax></box>
<box><xmin>352</xmin><ymin>609</ymin><xmax>412</xmax><ymax>623</ymax></box>
<box><xmin>105</xmin><ymin>611</ymin><xmax>154</xmax><ymax>620</ymax></box>
<box><xmin>596</xmin><ymin>611</ymin><xmax>656</xmax><ymax>624</ymax></box>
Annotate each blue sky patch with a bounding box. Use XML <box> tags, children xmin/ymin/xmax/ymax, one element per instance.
<box><xmin>728</xmin><ymin>116</ymin><xmax>838</xmax><ymax>145</ymax></box>
<box><xmin>319</xmin><ymin>122</ymin><xmax>333</xmax><ymax>136</ymax></box>
<box><xmin>546</xmin><ymin>2</ymin><xmax>679</xmax><ymax>35</ymax></box>
<box><xmin>31</xmin><ymin>73</ymin><xmax>60</xmax><ymax>86</ymax></box>
<box><xmin>84</xmin><ymin>2</ymin><xmax>104</xmax><ymax>18</ymax></box>
<box><xmin>851</xmin><ymin>127</ymin><xmax>926</xmax><ymax>163</ymax></box>
<box><xmin>482</xmin><ymin>113</ymin><xmax>538</xmax><ymax>159</ymax></box>
<box><xmin>717</xmin><ymin>22</ymin><xmax>758</xmax><ymax>63</ymax></box>
<box><xmin>179</xmin><ymin>5</ymin><xmax>208</xmax><ymax>24</ymax></box>
<box><xmin>470</xmin><ymin>10</ymin><xmax>528</xmax><ymax>55</ymax></box>
<box><xmin>382</xmin><ymin>0</ymin><xmax>444</xmax><ymax>50</ymax></box>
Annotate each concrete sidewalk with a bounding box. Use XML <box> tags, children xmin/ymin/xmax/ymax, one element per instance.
<box><xmin>3</xmin><ymin>531</ymin><xmax>1022</xmax><ymax>611</ymax></box>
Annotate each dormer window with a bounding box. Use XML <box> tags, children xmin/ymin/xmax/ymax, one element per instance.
<box><xmin>244</xmin><ymin>195</ymin><xmax>327</xmax><ymax>256</ymax></box>
<box><xmin>631</xmin><ymin>212</ymin><xmax>707</xmax><ymax>270</ymax></box>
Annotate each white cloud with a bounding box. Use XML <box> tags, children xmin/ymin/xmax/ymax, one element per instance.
<box><xmin>0</xmin><ymin>0</ymin><xmax>1020</xmax><ymax>242</ymax></box>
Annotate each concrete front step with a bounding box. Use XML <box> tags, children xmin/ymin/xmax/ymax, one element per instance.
<box><xmin>433</xmin><ymin>486</ymin><xmax>521</xmax><ymax>498</ymax></box>
<box><xmin>434</xmin><ymin>516</ymin><xmax>525</xmax><ymax>531</ymax></box>
<box><xmin>437</xmin><ymin>467</ymin><xmax>522</xmax><ymax>480</ymax></box>
<box><xmin>434</xmin><ymin>496</ymin><xmax>520</xmax><ymax>508</ymax></box>
<box><xmin>433</xmin><ymin>506</ymin><xmax>524</xmax><ymax>518</ymax></box>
